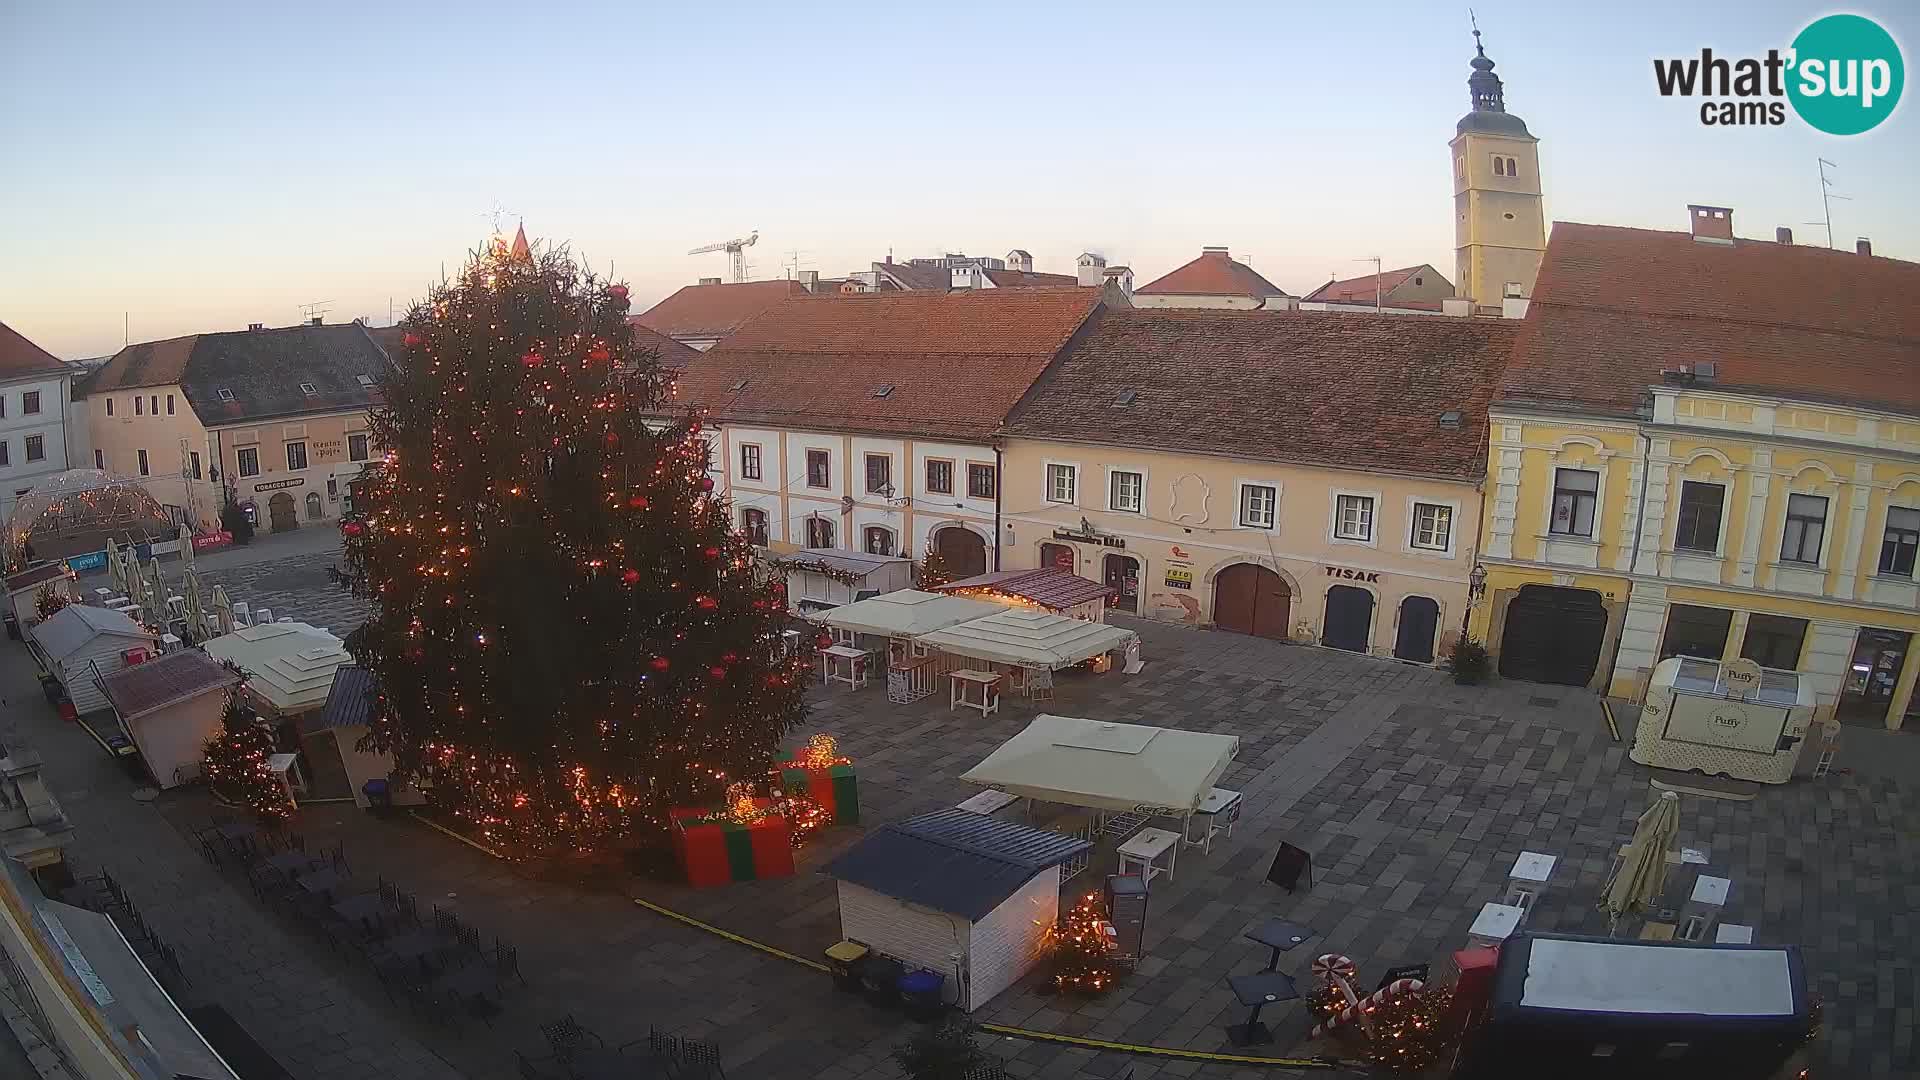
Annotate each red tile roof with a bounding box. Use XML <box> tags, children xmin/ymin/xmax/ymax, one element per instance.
<box><xmin>1304</xmin><ymin>266</ymin><xmax>1431</xmax><ymax>303</ymax></box>
<box><xmin>1005</xmin><ymin>308</ymin><xmax>1515</xmax><ymax>480</ymax></box>
<box><xmin>1136</xmin><ymin>249</ymin><xmax>1291</xmax><ymax>299</ymax></box>
<box><xmin>74</xmin><ymin>334</ymin><xmax>198</xmax><ymax>394</ymax></box>
<box><xmin>668</xmin><ymin>288</ymin><xmax>1106</xmax><ymax>441</ymax></box>
<box><xmin>874</xmin><ymin>262</ymin><xmax>953</xmax><ymax>291</ymax></box>
<box><xmin>933</xmin><ymin>567</ymin><xmax>1114</xmax><ymax>608</ymax></box>
<box><xmin>625</xmin><ymin>321</ymin><xmax>704</xmax><ymax>369</ymax></box>
<box><xmin>1502</xmin><ymin>223</ymin><xmax>1920</xmax><ymax>418</ymax></box>
<box><xmin>0</xmin><ymin>320</ymin><xmax>68</xmax><ymax>378</ymax></box>
<box><xmin>634</xmin><ymin>280</ymin><xmax>809</xmax><ymax>340</ymax></box>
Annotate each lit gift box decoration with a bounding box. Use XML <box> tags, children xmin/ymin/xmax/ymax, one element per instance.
<box><xmin>774</xmin><ymin>734</ymin><xmax>859</xmax><ymax>826</ymax></box>
<box><xmin>670</xmin><ymin>793</ymin><xmax>796</xmax><ymax>887</ymax></box>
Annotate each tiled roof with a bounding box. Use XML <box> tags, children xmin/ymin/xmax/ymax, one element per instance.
<box><xmin>1502</xmin><ymin>223</ymin><xmax>1920</xmax><ymax>418</ymax></box>
<box><xmin>366</xmin><ymin>324</ymin><xmax>406</xmax><ymax>362</ymax></box>
<box><xmin>1136</xmin><ymin>249</ymin><xmax>1291</xmax><ymax>299</ymax></box>
<box><xmin>99</xmin><ymin>649</ymin><xmax>238</xmax><ymax>721</ymax></box>
<box><xmin>4</xmin><ymin>563</ymin><xmax>67</xmax><ymax>593</ymax></box>
<box><xmin>670</xmin><ymin>288</ymin><xmax>1105</xmax><ymax>441</ymax></box>
<box><xmin>30</xmin><ymin>604</ymin><xmax>151</xmax><ymax>662</ymax></box>
<box><xmin>873</xmin><ymin>262</ymin><xmax>952</xmax><ymax>291</ymax></box>
<box><xmin>1004</xmin><ymin>308</ymin><xmax>1515</xmax><ymax>480</ymax></box>
<box><xmin>81</xmin><ymin>324</ymin><xmax>393</xmax><ymax>424</ymax></box>
<box><xmin>311</xmin><ymin>665</ymin><xmax>377</xmax><ymax>732</ymax></box>
<box><xmin>982</xmin><ymin>269</ymin><xmax>1080</xmax><ymax>288</ymax></box>
<box><xmin>933</xmin><ymin>567</ymin><xmax>1113</xmax><ymax>609</ymax></box>
<box><xmin>824</xmin><ymin>807</ymin><xmax>1093</xmax><ymax>921</ymax></box>
<box><xmin>625</xmin><ymin>322</ymin><xmax>704</xmax><ymax>370</ymax></box>
<box><xmin>634</xmin><ymin>280</ymin><xmax>808</xmax><ymax>340</ymax></box>
<box><xmin>1304</xmin><ymin>266</ymin><xmax>1435</xmax><ymax>303</ymax></box>
<box><xmin>0</xmin><ymin>320</ymin><xmax>66</xmax><ymax>379</ymax></box>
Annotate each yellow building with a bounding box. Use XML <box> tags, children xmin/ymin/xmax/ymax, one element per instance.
<box><xmin>1469</xmin><ymin>210</ymin><xmax>1920</xmax><ymax>731</ymax></box>
<box><xmin>1451</xmin><ymin>30</ymin><xmax>1547</xmax><ymax>311</ymax></box>
<box><xmin>76</xmin><ymin>322</ymin><xmax>391</xmax><ymax>532</ymax></box>
<box><xmin>1001</xmin><ymin>308</ymin><xmax>1514</xmax><ymax>662</ymax></box>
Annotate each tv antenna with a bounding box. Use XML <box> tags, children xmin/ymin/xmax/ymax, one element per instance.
<box><xmin>1355</xmin><ymin>255</ymin><xmax>1384</xmax><ymax>312</ymax></box>
<box><xmin>1805</xmin><ymin>159</ymin><xmax>1849</xmax><ymax>249</ymax></box>
<box><xmin>298</xmin><ymin>300</ymin><xmax>333</xmax><ymax>324</ymax></box>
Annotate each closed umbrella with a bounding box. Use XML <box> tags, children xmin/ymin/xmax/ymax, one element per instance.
<box><xmin>148</xmin><ymin>558</ymin><xmax>173</xmax><ymax>629</ymax></box>
<box><xmin>105</xmin><ymin>536</ymin><xmax>123</xmax><ymax>593</ymax></box>
<box><xmin>177</xmin><ymin>524</ymin><xmax>195</xmax><ymax>574</ymax></box>
<box><xmin>212</xmin><ymin>585</ymin><xmax>234</xmax><ymax>636</ymax></box>
<box><xmin>1602</xmin><ymin>790</ymin><xmax>1681</xmax><ymax>936</ymax></box>
<box><xmin>183</xmin><ymin>568</ymin><xmax>208</xmax><ymax>642</ymax></box>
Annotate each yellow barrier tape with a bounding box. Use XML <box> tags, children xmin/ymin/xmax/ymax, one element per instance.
<box><xmin>631</xmin><ymin>898</ymin><xmax>1339</xmax><ymax>1070</ymax></box>
<box><xmin>408</xmin><ymin>811</ymin><xmax>509</xmax><ymax>861</ymax></box>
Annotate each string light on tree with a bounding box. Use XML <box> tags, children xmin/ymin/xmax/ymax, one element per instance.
<box><xmin>1041</xmin><ymin>893</ymin><xmax>1122</xmax><ymax>994</ymax></box>
<box><xmin>201</xmin><ymin>670</ymin><xmax>292</xmax><ymax>828</ymax></box>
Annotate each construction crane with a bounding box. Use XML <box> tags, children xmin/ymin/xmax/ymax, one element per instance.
<box><xmin>688</xmin><ymin>230</ymin><xmax>758</xmax><ymax>283</ymax></box>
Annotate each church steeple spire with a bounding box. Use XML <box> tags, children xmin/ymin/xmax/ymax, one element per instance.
<box><xmin>1468</xmin><ymin>23</ymin><xmax>1507</xmax><ymax>113</ymax></box>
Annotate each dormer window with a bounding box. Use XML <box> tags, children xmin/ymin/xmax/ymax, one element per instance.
<box><xmin>217</xmin><ymin>388</ymin><xmax>235</xmax><ymax>402</ymax></box>
<box><xmin>356</xmin><ymin>374</ymin><xmax>376</xmax><ymax>388</ymax></box>
<box><xmin>299</xmin><ymin>382</ymin><xmax>318</xmax><ymax>396</ymax></box>
<box><xmin>1113</xmin><ymin>390</ymin><xmax>1137</xmax><ymax>407</ymax></box>
<box><xmin>727</xmin><ymin>378</ymin><xmax>749</xmax><ymax>393</ymax></box>
<box><xmin>871</xmin><ymin>384</ymin><xmax>894</xmax><ymax>399</ymax></box>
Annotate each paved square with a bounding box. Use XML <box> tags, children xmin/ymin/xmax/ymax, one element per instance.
<box><xmin>11</xmin><ymin>538</ymin><xmax>1914</xmax><ymax>1079</ymax></box>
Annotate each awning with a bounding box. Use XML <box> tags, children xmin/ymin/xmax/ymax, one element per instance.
<box><xmin>959</xmin><ymin>714</ymin><xmax>1238</xmax><ymax>814</ymax></box>
<box><xmin>915</xmin><ymin>607</ymin><xmax>1135</xmax><ymax>670</ymax></box>
<box><xmin>818</xmin><ymin>589</ymin><xmax>1007</xmax><ymax>639</ymax></box>
<box><xmin>933</xmin><ymin>567</ymin><xmax>1113</xmax><ymax>610</ymax></box>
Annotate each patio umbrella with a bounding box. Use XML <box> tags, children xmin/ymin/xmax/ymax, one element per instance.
<box><xmin>183</xmin><ymin>568</ymin><xmax>208</xmax><ymax>642</ymax></box>
<box><xmin>1601</xmin><ymin>790</ymin><xmax>1681</xmax><ymax>936</ymax></box>
<box><xmin>212</xmin><ymin>585</ymin><xmax>234</xmax><ymax>636</ymax></box>
<box><xmin>105</xmin><ymin>535</ymin><xmax>123</xmax><ymax>593</ymax></box>
<box><xmin>177</xmin><ymin>524</ymin><xmax>195</xmax><ymax>574</ymax></box>
<box><xmin>148</xmin><ymin>558</ymin><xmax>173</xmax><ymax>628</ymax></box>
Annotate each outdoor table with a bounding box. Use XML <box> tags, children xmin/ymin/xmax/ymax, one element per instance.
<box><xmin>380</xmin><ymin>930</ymin><xmax>447</xmax><ymax>972</ymax></box>
<box><xmin>1467</xmin><ymin>901</ymin><xmax>1524</xmax><ymax>949</ymax></box>
<box><xmin>1715</xmin><ymin>923</ymin><xmax>1754</xmax><ymax>944</ymax></box>
<box><xmin>213</xmin><ymin>823</ymin><xmax>260</xmax><ymax>858</ymax></box>
<box><xmin>1184</xmin><ymin>786</ymin><xmax>1243</xmax><ymax>851</ymax></box>
<box><xmin>262</xmin><ymin>851</ymin><xmax>317</xmax><ymax>877</ymax></box>
<box><xmin>331</xmin><ymin>892</ymin><xmax>386</xmax><ymax>927</ymax></box>
<box><xmin>1505</xmin><ymin>851</ymin><xmax>1557</xmax><ymax>911</ymax></box>
<box><xmin>947</xmin><ymin>669</ymin><xmax>1002</xmax><ymax>717</ymax></box>
<box><xmin>1116</xmin><ymin>826</ymin><xmax>1181</xmax><ymax>884</ymax></box>
<box><xmin>296</xmin><ymin>868</ymin><xmax>345</xmax><ymax>900</ymax></box>
<box><xmin>955</xmin><ymin>789</ymin><xmax>1020</xmax><ymax>816</ymax></box>
<box><xmin>1224</xmin><ymin>970</ymin><xmax>1298</xmax><ymax>1046</ymax></box>
<box><xmin>432</xmin><ymin>964</ymin><xmax>499</xmax><ymax>1004</ymax></box>
<box><xmin>1244</xmin><ymin>918</ymin><xmax>1314</xmax><ymax>972</ymax></box>
<box><xmin>564</xmin><ymin>1048</ymin><xmax>664</xmax><ymax>1080</ymax></box>
<box><xmin>821</xmin><ymin>644</ymin><xmax>871</xmax><ymax>690</ymax></box>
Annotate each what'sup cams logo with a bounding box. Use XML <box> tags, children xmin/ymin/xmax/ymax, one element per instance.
<box><xmin>1654</xmin><ymin>13</ymin><xmax>1904</xmax><ymax>134</ymax></box>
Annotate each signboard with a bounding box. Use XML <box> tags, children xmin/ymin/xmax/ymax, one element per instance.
<box><xmin>191</xmin><ymin>530</ymin><xmax>234</xmax><ymax>552</ymax></box>
<box><xmin>1662</xmin><ymin>693</ymin><xmax>1790</xmax><ymax>755</ymax></box>
<box><xmin>254</xmin><ymin>477</ymin><xmax>305</xmax><ymax>492</ymax></box>
<box><xmin>1720</xmin><ymin>657</ymin><xmax>1763</xmax><ymax>699</ymax></box>
<box><xmin>1164</xmin><ymin>567</ymin><xmax>1194</xmax><ymax>590</ymax></box>
<box><xmin>1324</xmin><ymin>566</ymin><xmax>1381</xmax><ymax>584</ymax></box>
<box><xmin>66</xmin><ymin>551</ymin><xmax>107</xmax><ymax>573</ymax></box>
<box><xmin>1052</xmin><ymin>527</ymin><xmax>1125</xmax><ymax>549</ymax></box>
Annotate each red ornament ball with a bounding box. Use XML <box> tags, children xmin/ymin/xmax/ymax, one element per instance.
<box><xmin>604</xmin><ymin>431</ymin><xmax>620</xmax><ymax>447</ymax></box>
<box><xmin>627</xmin><ymin>494</ymin><xmax>649</xmax><ymax>509</ymax></box>
<box><xmin>709</xmin><ymin>665</ymin><xmax>728</xmax><ymax>680</ymax></box>
<box><xmin>703</xmin><ymin>546</ymin><xmax>721</xmax><ymax>559</ymax></box>
<box><xmin>649</xmin><ymin>656</ymin><xmax>671</xmax><ymax>672</ymax></box>
<box><xmin>521</xmin><ymin>351</ymin><xmax>543</xmax><ymax>368</ymax></box>
<box><xmin>341</xmin><ymin>521</ymin><xmax>365</xmax><ymax>538</ymax></box>
<box><xmin>402</xmin><ymin>331</ymin><xmax>423</xmax><ymax>348</ymax></box>
<box><xmin>699</xmin><ymin>477</ymin><xmax>715</xmax><ymax>492</ymax></box>
<box><xmin>695</xmin><ymin>595</ymin><xmax>718</xmax><ymax>611</ymax></box>
<box><xmin>721</xmin><ymin>652</ymin><xmax>739</xmax><ymax>664</ymax></box>
<box><xmin>608</xmin><ymin>284</ymin><xmax>629</xmax><ymax>301</ymax></box>
<box><xmin>587</xmin><ymin>345</ymin><xmax>610</xmax><ymax>363</ymax></box>
<box><xmin>815</xmin><ymin>632</ymin><xmax>833</xmax><ymax>649</ymax></box>
<box><xmin>621</xmin><ymin>568</ymin><xmax>641</xmax><ymax>585</ymax></box>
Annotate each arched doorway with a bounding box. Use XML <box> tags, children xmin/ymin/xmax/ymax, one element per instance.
<box><xmin>1394</xmin><ymin>596</ymin><xmax>1441</xmax><ymax>663</ymax></box>
<box><xmin>934</xmin><ymin>526</ymin><xmax>987</xmax><ymax>578</ymax></box>
<box><xmin>1103</xmin><ymin>553</ymin><xmax>1140</xmax><ymax>614</ymax></box>
<box><xmin>1323</xmin><ymin>586</ymin><xmax>1374</xmax><ymax>652</ymax></box>
<box><xmin>1039</xmin><ymin>542</ymin><xmax>1075</xmax><ymax>571</ymax></box>
<box><xmin>305</xmin><ymin>491</ymin><xmax>324</xmax><ymax>520</ymax></box>
<box><xmin>1212</xmin><ymin>564</ymin><xmax>1291</xmax><ymax>639</ymax></box>
<box><xmin>268</xmin><ymin>491</ymin><xmax>297</xmax><ymax>532</ymax></box>
<box><xmin>1498</xmin><ymin>585</ymin><xmax>1607</xmax><ymax>686</ymax></box>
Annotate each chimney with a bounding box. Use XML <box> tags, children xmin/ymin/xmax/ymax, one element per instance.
<box><xmin>1688</xmin><ymin>204</ymin><xmax>1735</xmax><ymax>244</ymax></box>
<box><xmin>248</xmin><ymin>322</ymin><xmax>265</xmax><ymax>331</ymax></box>
<box><xmin>797</xmin><ymin>270</ymin><xmax>819</xmax><ymax>291</ymax></box>
<box><xmin>309</xmin><ymin>315</ymin><xmax>323</xmax><ymax>327</ymax></box>
<box><xmin>1201</xmin><ymin>245</ymin><xmax>1231</xmax><ymax>258</ymax></box>
<box><xmin>1776</xmin><ymin>227</ymin><xmax>1793</xmax><ymax>245</ymax></box>
<box><xmin>698</xmin><ymin>276</ymin><xmax>723</xmax><ymax>286</ymax></box>
<box><xmin>1441</xmin><ymin>297</ymin><xmax>1472</xmax><ymax>318</ymax></box>
<box><xmin>1857</xmin><ymin>238</ymin><xmax>1873</xmax><ymax>256</ymax></box>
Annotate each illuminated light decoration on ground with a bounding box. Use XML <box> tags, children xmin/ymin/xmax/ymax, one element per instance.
<box><xmin>1042</xmin><ymin>893</ymin><xmax>1122</xmax><ymax>994</ymax></box>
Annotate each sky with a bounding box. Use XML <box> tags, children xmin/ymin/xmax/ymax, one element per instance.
<box><xmin>3</xmin><ymin>1</ymin><xmax>1915</xmax><ymax>359</ymax></box>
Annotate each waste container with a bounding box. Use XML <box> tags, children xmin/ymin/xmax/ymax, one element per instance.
<box><xmin>824</xmin><ymin>940</ymin><xmax>870</xmax><ymax>992</ymax></box>
<box><xmin>362</xmin><ymin>778</ymin><xmax>393</xmax><ymax>816</ymax></box>
<box><xmin>898</xmin><ymin>969</ymin><xmax>946</xmax><ymax>1021</ymax></box>
<box><xmin>861</xmin><ymin>954</ymin><xmax>904</xmax><ymax>1008</ymax></box>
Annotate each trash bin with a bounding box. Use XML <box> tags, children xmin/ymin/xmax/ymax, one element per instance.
<box><xmin>362</xmin><ymin>778</ymin><xmax>393</xmax><ymax>816</ymax></box>
<box><xmin>898</xmin><ymin>969</ymin><xmax>946</xmax><ymax>1021</ymax></box>
<box><xmin>824</xmin><ymin>940</ymin><xmax>870</xmax><ymax>992</ymax></box>
<box><xmin>861</xmin><ymin>954</ymin><xmax>904</xmax><ymax>1008</ymax></box>
<box><xmin>4</xmin><ymin>611</ymin><xmax>19</xmax><ymax>640</ymax></box>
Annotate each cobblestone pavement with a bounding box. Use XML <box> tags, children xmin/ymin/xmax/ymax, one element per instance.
<box><xmin>9</xmin><ymin>538</ymin><xmax>1914</xmax><ymax>1078</ymax></box>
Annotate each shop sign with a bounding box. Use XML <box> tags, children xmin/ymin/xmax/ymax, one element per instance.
<box><xmin>1165</xmin><ymin>567</ymin><xmax>1194</xmax><ymax>590</ymax></box>
<box><xmin>1324</xmin><ymin>566</ymin><xmax>1381</xmax><ymax>584</ymax></box>
<box><xmin>66</xmin><ymin>551</ymin><xmax>107</xmax><ymax>573</ymax></box>
<box><xmin>191</xmin><ymin>530</ymin><xmax>234</xmax><ymax>553</ymax></box>
<box><xmin>1053</xmin><ymin>527</ymin><xmax>1125</xmax><ymax>549</ymax></box>
<box><xmin>254</xmin><ymin>477</ymin><xmax>306</xmax><ymax>492</ymax></box>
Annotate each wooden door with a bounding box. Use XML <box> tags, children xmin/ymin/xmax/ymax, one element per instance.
<box><xmin>1103</xmin><ymin>554</ymin><xmax>1140</xmax><ymax>614</ymax></box>
<box><xmin>1394</xmin><ymin>596</ymin><xmax>1440</xmax><ymax>663</ymax></box>
<box><xmin>1212</xmin><ymin>564</ymin><xmax>1291</xmax><ymax>639</ymax></box>
<box><xmin>268</xmin><ymin>492</ymin><xmax>297</xmax><ymax>532</ymax></box>
<box><xmin>1499</xmin><ymin>585</ymin><xmax>1607</xmax><ymax>686</ymax></box>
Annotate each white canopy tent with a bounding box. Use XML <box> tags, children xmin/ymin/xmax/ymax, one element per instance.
<box><xmin>818</xmin><ymin>589</ymin><xmax>1007</xmax><ymax>639</ymax></box>
<box><xmin>960</xmin><ymin>714</ymin><xmax>1239</xmax><ymax>814</ymax></box>
<box><xmin>915</xmin><ymin>607</ymin><xmax>1136</xmax><ymax>671</ymax></box>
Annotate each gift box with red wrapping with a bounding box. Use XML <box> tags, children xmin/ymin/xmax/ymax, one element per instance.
<box><xmin>774</xmin><ymin>761</ymin><xmax>859</xmax><ymax>825</ymax></box>
<box><xmin>670</xmin><ymin>801</ymin><xmax>795</xmax><ymax>887</ymax></box>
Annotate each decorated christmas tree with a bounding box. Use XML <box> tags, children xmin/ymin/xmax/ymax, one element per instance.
<box><xmin>917</xmin><ymin>540</ymin><xmax>956</xmax><ymax>589</ymax></box>
<box><xmin>1041</xmin><ymin>892</ymin><xmax>1122</xmax><ymax>993</ymax></box>
<box><xmin>331</xmin><ymin>239</ymin><xmax>811</xmax><ymax>858</ymax></box>
<box><xmin>202</xmin><ymin>678</ymin><xmax>290</xmax><ymax>827</ymax></box>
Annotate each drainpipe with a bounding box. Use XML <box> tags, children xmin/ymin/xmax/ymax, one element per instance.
<box><xmin>992</xmin><ymin>443</ymin><xmax>1003</xmax><ymax>571</ymax></box>
<box><xmin>1602</xmin><ymin>425</ymin><xmax>1655</xmax><ymax>694</ymax></box>
<box><xmin>1465</xmin><ymin>476</ymin><xmax>1487</xmax><ymax>635</ymax></box>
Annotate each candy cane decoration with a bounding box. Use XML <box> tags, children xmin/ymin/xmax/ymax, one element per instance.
<box><xmin>1311</xmin><ymin>953</ymin><xmax>1357</xmax><ymax>984</ymax></box>
<box><xmin>1311</xmin><ymin>978</ymin><xmax>1426</xmax><ymax>1039</ymax></box>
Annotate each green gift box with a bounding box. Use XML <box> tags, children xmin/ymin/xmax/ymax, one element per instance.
<box><xmin>777</xmin><ymin>762</ymin><xmax>859</xmax><ymax>825</ymax></box>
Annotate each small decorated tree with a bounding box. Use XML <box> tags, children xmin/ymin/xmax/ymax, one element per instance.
<box><xmin>917</xmin><ymin>540</ymin><xmax>956</xmax><ymax>589</ymax></box>
<box><xmin>893</xmin><ymin>1016</ymin><xmax>989</xmax><ymax>1080</ymax></box>
<box><xmin>201</xmin><ymin>678</ymin><xmax>290</xmax><ymax>827</ymax></box>
<box><xmin>1041</xmin><ymin>892</ymin><xmax>1121</xmax><ymax>994</ymax></box>
<box><xmin>34</xmin><ymin>583</ymin><xmax>73</xmax><ymax>621</ymax></box>
<box><xmin>220</xmin><ymin>490</ymin><xmax>255</xmax><ymax>545</ymax></box>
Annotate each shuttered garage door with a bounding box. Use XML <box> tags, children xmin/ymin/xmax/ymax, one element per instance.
<box><xmin>1498</xmin><ymin>585</ymin><xmax>1607</xmax><ymax>687</ymax></box>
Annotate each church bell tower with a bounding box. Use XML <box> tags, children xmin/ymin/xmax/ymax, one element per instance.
<box><xmin>1450</xmin><ymin>28</ymin><xmax>1546</xmax><ymax>309</ymax></box>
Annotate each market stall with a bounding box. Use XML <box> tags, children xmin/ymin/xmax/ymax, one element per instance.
<box><xmin>931</xmin><ymin>567</ymin><xmax>1114</xmax><ymax>623</ymax></box>
<box><xmin>97</xmin><ymin>649</ymin><xmax>240</xmax><ymax>789</ymax></box>
<box><xmin>1630</xmin><ymin>657</ymin><xmax>1816</xmax><ymax>784</ymax></box>
<box><xmin>773</xmin><ymin>549</ymin><xmax>913</xmax><ymax>615</ymax></box>
<box><xmin>914</xmin><ymin>607</ymin><xmax>1139</xmax><ymax>682</ymax></box>
<box><xmin>960</xmin><ymin>714</ymin><xmax>1238</xmax><ymax>816</ymax></box>
<box><xmin>203</xmin><ymin>622</ymin><xmax>356</xmax><ymax>801</ymax></box>
<box><xmin>28</xmin><ymin>604</ymin><xmax>160</xmax><ymax>714</ymax></box>
<box><xmin>824</xmin><ymin>807</ymin><xmax>1092</xmax><ymax>1011</ymax></box>
<box><xmin>817</xmin><ymin>589</ymin><xmax>1009</xmax><ymax>701</ymax></box>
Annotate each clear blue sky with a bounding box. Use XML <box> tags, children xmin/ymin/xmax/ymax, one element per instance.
<box><xmin>3</xmin><ymin>1</ymin><xmax>1914</xmax><ymax>358</ymax></box>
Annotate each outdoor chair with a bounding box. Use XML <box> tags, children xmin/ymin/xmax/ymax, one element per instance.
<box><xmin>434</xmin><ymin>905</ymin><xmax>461</xmax><ymax>941</ymax></box>
<box><xmin>456</xmin><ymin>923</ymin><xmax>482</xmax><ymax>959</ymax></box>
<box><xmin>396</xmin><ymin>891</ymin><xmax>419</xmax><ymax>925</ymax></box>
<box><xmin>325</xmin><ymin>842</ymin><xmax>349</xmax><ymax>875</ymax></box>
<box><xmin>649</xmin><ymin>1028</ymin><xmax>726</xmax><ymax>1078</ymax></box>
<box><xmin>379</xmin><ymin>877</ymin><xmax>399</xmax><ymax>910</ymax></box>
<box><xmin>194</xmin><ymin>831</ymin><xmax>223</xmax><ymax>866</ymax></box>
<box><xmin>493</xmin><ymin>939</ymin><xmax>526</xmax><ymax>986</ymax></box>
<box><xmin>287</xmin><ymin>833</ymin><xmax>307</xmax><ymax>854</ymax></box>
<box><xmin>540</xmin><ymin>1015</ymin><xmax>605</xmax><ymax>1062</ymax></box>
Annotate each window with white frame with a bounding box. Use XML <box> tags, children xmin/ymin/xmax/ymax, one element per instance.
<box><xmin>864</xmin><ymin>453</ymin><xmax>891</xmax><ymax>495</ymax></box>
<box><xmin>22</xmin><ymin>391</ymin><xmax>40</xmax><ymax>415</ymax></box>
<box><xmin>137</xmin><ymin>449</ymin><xmax>149</xmax><ymax>476</ymax></box>
<box><xmin>1239</xmin><ymin>484</ymin><xmax>1277</xmax><ymax>529</ymax></box>
<box><xmin>1549</xmin><ymin>468</ymin><xmax>1599</xmax><ymax>537</ymax></box>
<box><xmin>348</xmin><ymin>433</ymin><xmax>370</xmax><ymax>462</ymax></box>
<box><xmin>1780</xmin><ymin>494</ymin><xmax>1827</xmax><ymax>564</ymax></box>
<box><xmin>1882</xmin><ymin>506</ymin><xmax>1920</xmax><ymax>578</ymax></box>
<box><xmin>1411</xmin><ymin>502</ymin><xmax>1452</xmax><ymax>551</ymax></box>
<box><xmin>925</xmin><ymin>458</ymin><xmax>953</xmax><ymax>495</ymax></box>
<box><xmin>740</xmin><ymin>508</ymin><xmax>769</xmax><ymax>546</ymax></box>
<box><xmin>864</xmin><ymin>526</ymin><xmax>894</xmax><ymax>556</ymax></box>
<box><xmin>739</xmin><ymin>443</ymin><xmax>762</xmax><ymax>480</ymax></box>
<box><xmin>805</xmin><ymin>516</ymin><xmax>835</xmax><ymax>548</ymax></box>
<box><xmin>286</xmin><ymin>440</ymin><xmax>308</xmax><ymax>471</ymax></box>
<box><xmin>805</xmin><ymin>449</ymin><xmax>831</xmax><ymax>489</ymax></box>
<box><xmin>1046</xmin><ymin>463</ymin><xmax>1076</xmax><ymax>504</ymax></box>
<box><xmin>1674</xmin><ymin>481</ymin><xmax>1725</xmax><ymax>553</ymax></box>
<box><xmin>0</xmin><ymin>441</ymin><xmax>8</xmax><ymax>467</ymax></box>
<box><xmin>1334</xmin><ymin>493</ymin><xmax>1374</xmax><ymax>541</ymax></box>
<box><xmin>967</xmin><ymin>462</ymin><xmax>996</xmax><ymax>499</ymax></box>
<box><xmin>1109</xmin><ymin>470</ymin><xmax>1144</xmax><ymax>514</ymax></box>
<box><xmin>23</xmin><ymin>435</ymin><xmax>43</xmax><ymax>462</ymax></box>
<box><xmin>237</xmin><ymin>447</ymin><xmax>260</xmax><ymax>477</ymax></box>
